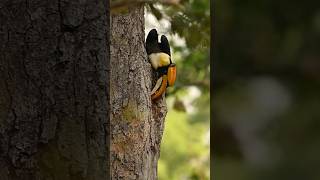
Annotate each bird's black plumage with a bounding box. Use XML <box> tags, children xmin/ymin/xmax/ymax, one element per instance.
<box><xmin>146</xmin><ymin>29</ymin><xmax>160</xmax><ymax>55</ymax></box>
<box><xmin>159</xmin><ymin>35</ymin><xmax>171</xmax><ymax>56</ymax></box>
<box><xmin>146</xmin><ymin>29</ymin><xmax>171</xmax><ymax>57</ymax></box>
<box><xmin>146</xmin><ymin>29</ymin><xmax>172</xmax><ymax>76</ymax></box>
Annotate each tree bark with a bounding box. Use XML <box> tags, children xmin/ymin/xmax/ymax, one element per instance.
<box><xmin>0</xmin><ymin>0</ymin><xmax>109</xmax><ymax>179</ymax></box>
<box><xmin>110</xmin><ymin>5</ymin><xmax>167</xmax><ymax>180</ymax></box>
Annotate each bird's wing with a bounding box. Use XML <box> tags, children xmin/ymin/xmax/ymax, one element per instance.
<box><xmin>146</xmin><ymin>29</ymin><xmax>160</xmax><ymax>55</ymax></box>
<box><xmin>159</xmin><ymin>35</ymin><xmax>171</xmax><ymax>56</ymax></box>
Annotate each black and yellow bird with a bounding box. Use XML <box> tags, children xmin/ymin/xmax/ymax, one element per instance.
<box><xmin>146</xmin><ymin>29</ymin><xmax>176</xmax><ymax>101</ymax></box>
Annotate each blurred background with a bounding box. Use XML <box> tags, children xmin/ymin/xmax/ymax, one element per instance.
<box><xmin>144</xmin><ymin>0</ymin><xmax>210</xmax><ymax>179</ymax></box>
<box><xmin>214</xmin><ymin>0</ymin><xmax>320</xmax><ymax>180</ymax></box>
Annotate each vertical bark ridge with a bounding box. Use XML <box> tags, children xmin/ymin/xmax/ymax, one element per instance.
<box><xmin>0</xmin><ymin>0</ymin><xmax>109</xmax><ymax>179</ymax></box>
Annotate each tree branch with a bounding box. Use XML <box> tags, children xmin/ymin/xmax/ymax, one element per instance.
<box><xmin>111</xmin><ymin>0</ymin><xmax>181</xmax><ymax>14</ymax></box>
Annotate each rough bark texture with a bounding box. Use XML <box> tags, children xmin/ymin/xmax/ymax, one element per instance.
<box><xmin>0</xmin><ymin>0</ymin><xmax>109</xmax><ymax>179</ymax></box>
<box><xmin>110</xmin><ymin>6</ymin><xmax>167</xmax><ymax>180</ymax></box>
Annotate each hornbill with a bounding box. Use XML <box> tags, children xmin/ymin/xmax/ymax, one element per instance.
<box><xmin>146</xmin><ymin>29</ymin><xmax>176</xmax><ymax>101</ymax></box>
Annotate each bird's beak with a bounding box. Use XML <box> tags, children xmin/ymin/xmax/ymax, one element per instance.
<box><xmin>167</xmin><ymin>64</ymin><xmax>176</xmax><ymax>86</ymax></box>
<box><xmin>150</xmin><ymin>76</ymin><xmax>163</xmax><ymax>95</ymax></box>
<box><xmin>151</xmin><ymin>75</ymin><xmax>168</xmax><ymax>101</ymax></box>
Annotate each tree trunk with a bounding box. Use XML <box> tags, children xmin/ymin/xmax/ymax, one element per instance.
<box><xmin>0</xmin><ymin>0</ymin><xmax>109</xmax><ymax>179</ymax></box>
<box><xmin>110</xmin><ymin>6</ymin><xmax>167</xmax><ymax>180</ymax></box>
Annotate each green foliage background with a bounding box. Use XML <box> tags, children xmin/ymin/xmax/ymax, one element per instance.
<box><xmin>145</xmin><ymin>0</ymin><xmax>210</xmax><ymax>179</ymax></box>
<box><xmin>213</xmin><ymin>0</ymin><xmax>320</xmax><ymax>179</ymax></box>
